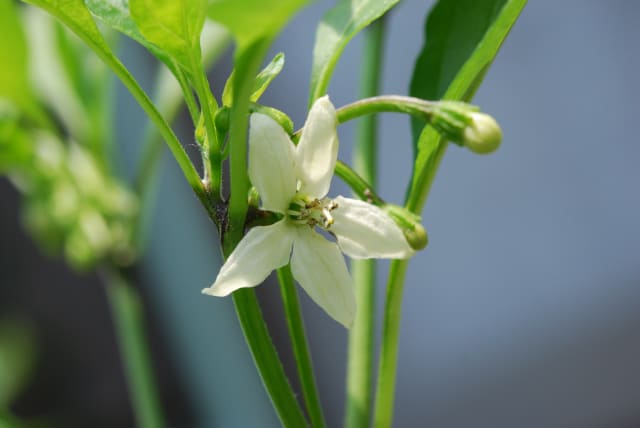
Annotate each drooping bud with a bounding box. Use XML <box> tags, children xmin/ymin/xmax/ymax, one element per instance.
<box><xmin>462</xmin><ymin>112</ymin><xmax>502</xmax><ymax>154</ymax></box>
<box><xmin>430</xmin><ymin>101</ymin><xmax>502</xmax><ymax>154</ymax></box>
<box><xmin>249</xmin><ymin>103</ymin><xmax>294</xmax><ymax>135</ymax></box>
<box><xmin>383</xmin><ymin>204</ymin><xmax>428</xmax><ymax>250</ymax></box>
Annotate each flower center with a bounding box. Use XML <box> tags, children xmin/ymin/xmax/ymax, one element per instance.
<box><xmin>287</xmin><ymin>194</ymin><xmax>339</xmax><ymax>229</ymax></box>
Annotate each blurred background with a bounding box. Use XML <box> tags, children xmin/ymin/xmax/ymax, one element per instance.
<box><xmin>2</xmin><ymin>1</ymin><xmax>640</xmax><ymax>427</ymax></box>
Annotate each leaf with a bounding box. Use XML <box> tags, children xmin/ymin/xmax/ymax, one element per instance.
<box><xmin>407</xmin><ymin>0</ymin><xmax>526</xmax><ymax>211</ymax></box>
<box><xmin>86</xmin><ymin>0</ymin><xmax>179</xmax><ymax>76</ymax></box>
<box><xmin>0</xmin><ymin>320</ymin><xmax>37</xmax><ymax>407</ymax></box>
<box><xmin>222</xmin><ymin>52</ymin><xmax>285</xmax><ymax>106</ymax></box>
<box><xmin>208</xmin><ymin>0</ymin><xmax>309</xmax><ymax>49</ymax></box>
<box><xmin>129</xmin><ymin>0</ymin><xmax>207</xmax><ymax>72</ymax></box>
<box><xmin>0</xmin><ymin>0</ymin><xmax>34</xmax><ymax>111</ymax></box>
<box><xmin>308</xmin><ymin>0</ymin><xmax>400</xmax><ymax>104</ymax></box>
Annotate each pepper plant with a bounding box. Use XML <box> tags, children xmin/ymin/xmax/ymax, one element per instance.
<box><xmin>0</xmin><ymin>0</ymin><xmax>526</xmax><ymax>426</ymax></box>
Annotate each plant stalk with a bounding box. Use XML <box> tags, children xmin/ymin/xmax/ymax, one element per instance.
<box><xmin>277</xmin><ymin>265</ymin><xmax>326</xmax><ymax>428</ymax></box>
<box><xmin>103</xmin><ymin>267</ymin><xmax>165</xmax><ymax>428</ymax></box>
<box><xmin>345</xmin><ymin>17</ymin><xmax>386</xmax><ymax>428</ymax></box>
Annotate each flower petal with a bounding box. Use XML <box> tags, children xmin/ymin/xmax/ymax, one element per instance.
<box><xmin>291</xmin><ymin>226</ymin><xmax>355</xmax><ymax>328</ymax></box>
<box><xmin>330</xmin><ymin>196</ymin><xmax>414</xmax><ymax>259</ymax></box>
<box><xmin>249</xmin><ymin>113</ymin><xmax>297</xmax><ymax>212</ymax></box>
<box><xmin>295</xmin><ymin>96</ymin><xmax>338</xmax><ymax>199</ymax></box>
<box><xmin>203</xmin><ymin>220</ymin><xmax>293</xmax><ymax>296</ymax></box>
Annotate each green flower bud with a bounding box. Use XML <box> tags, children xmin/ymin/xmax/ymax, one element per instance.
<box><xmin>249</xmin><ymin>103</ymin><xmax>294</xmax><ymax>135</ymax></box>
<box><xmin>383</xmin><ymin>204</ymin><xmax>429</xmax><ymax>251</ymax></box>
<box><xmin>463</xmin><ymin>112</ymin><xmax>502</xmax><ymax>154</ymax></box>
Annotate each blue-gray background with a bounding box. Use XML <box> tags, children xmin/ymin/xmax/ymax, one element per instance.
<box><xmin>2</xmin><ymin>1</ymin><xmax>639</xmax><ymax>427</ymax></box>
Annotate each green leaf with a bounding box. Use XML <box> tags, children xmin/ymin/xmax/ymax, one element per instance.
<box><xmin>308</xmin><ymin>0</ymin><xmax>400</xmax><ymax>104</ymax></box>
<box><xmin>0</xmin><ymin>320</ymin><xmax>37</xmax><ymax>407</ymax></box>
<box><xmin>0</xmin><ymin>0</ymin><xmax>35</xmax><ymax>112</ymax></box>
<box><xmin>222</xmin><ymin>52</ymin><xmax>285</xmax><ymax>106</ymax></box>
<box><xmin>208</xmin><ymin>0</ymin><xmax>309</xmax><ymax>49</ymax></box>
<box><xmin>86</xmin><ymin>0</ymin><xmax>180</xmax><ymax>77</ymax></box>
<box><xmin>22</xmin><ymin>0</ymin><xmax>205</xmax><ymax>195</ymax></box>
<box><xmin>129</xmin><ymin>0</ymin><xmax>206</xmax><ymax>72</ymax></box>
<box><xmin>406</xmin><ymin>0</ymin><xmax>526</xmax><ymax>212</ymax></box>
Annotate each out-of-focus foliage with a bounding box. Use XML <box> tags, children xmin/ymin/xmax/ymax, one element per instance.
<box><xmin>0</xmin><ymin>319</ymin><xmax>37</xmax><ymax>407</ymax></box>
<box><xmin>0</xmin><ymin>5</ymin><xmax>139</xmax><ymax>271</ymax></box>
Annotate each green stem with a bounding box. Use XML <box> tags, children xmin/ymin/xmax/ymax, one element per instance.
<box><xmin>373</xmin><ymin>134</ymin><xmax>445</xmax><ymax>427</ymax></box>
<box><xmin>175</xmin><ymin>70</ymin><xmax>201</xmax><ymax>125</ymax></box>
<box><xmin>335</xmin><ymin>161</ymin><xmax>384</xmax><ymax>206</ymax></box>
<box><xmin>223</xmin><ymin>40</ymin><xmax>308</xmax><ymax>427</ymax></box>
<box><xmin>277</xmin><ymin>265</ymin><xmax>326</xmax><ymax>428</ymax></box>
<box><xmin>231</xmin><ymin>289</ymin><xmax>309</xmax><ymax>427</ymax></box>
<box><xmin>190</xmin><ymin>50</ymin><xmax>222</xmax><ymax>201</ymax></box>
<box><xmin>278</xmin><ymin>265</ymin><xmax>325</xmax><ymax>428</ymax></box>
<box><xmin>103</xmin><ymin>267</ymin><xmax>165</xmax><ymax>428</ymax></box>
<box><xmin>372</xmin><ymin>259</ymin><xmax>409</xmax><ymax>428</ymax></box>
<box><xmin>345</xmin><ymin>18</ymin><xmax>386</xmax><ymax>428</ymax></box>
<box><xmin>226</xmin><ymin>40</ymin><xmax>270</xmax><ymax>248</ymax></box>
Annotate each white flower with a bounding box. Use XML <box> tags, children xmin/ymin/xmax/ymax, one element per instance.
<box><xmin>202</xmin><ymin>96</ymin><xmax>414</xmax><ymax>328</ymax></box>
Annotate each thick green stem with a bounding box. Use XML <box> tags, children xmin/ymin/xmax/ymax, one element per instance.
<box><xmin>223</xmin><ymin>40</ymin><xmax>308</xmax><ymax>427</ymax></box>
<box><xmin>277</xmin><ymin>265</ymin><xmax>326</xmax><ymax>428</ymax></box>
<box><xmin>103</xmin><ymin>268</ymin><xmax>165</xmax><ymax>428</ymax></box>
<box><xmin>345</xmin><ymin>18</ymin><xmax>386</xmax><ymax>428</ymax></box>
<box><xmin>226</xmin><ymin>41</ymin><xmax>270</xmax><ymax>248</ymax></box>
<box><xmin>372</xmin><ymin>259</ymin><xmax>409</xmax><ymax>428</ymax></box>
<box><xmin>373</xmin><ymin>134</ymin><xmax>444</xmax><ymax>427</ymax></box>
<box><xmin>190</xmin><ymin>49</ymin><xmax>222</xmax><ymax>201</ymax></box>
<box><xmin>230</xmin><ymin>289</ymin><xmax>309</xmax><ymax>428</ymax></box>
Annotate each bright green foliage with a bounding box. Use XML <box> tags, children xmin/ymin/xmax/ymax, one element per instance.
<box><xmin>407</xmin><ymin>0</ymin><xmax>526</xmax><ymax>211</ymax></box>
<box><xmin>130</xmin><ymin>0</ymin><xmax>206</xmax><ymax>73</ymax></box>
<box><xmin>222</xmin><ymin>52</ymin><xmax>286</xmax><ymax>106</ymax></box>
<box><xmin>0</xmin><ymin>320</ymin><xmax>37</xmax><ymax>407</ymax></box>
<box><xmin>86</xmin><ymin>0</ymin><xmax>183</xmax><ymax>79</ymax></box>
<box><xmin>208</xmin><ymin>0</ymin><xmax>309</xmax><ymax>49</ymax></box>
<box><xmin>308</xmin><ymin>0</ymin><xmax>399</xmax><ymax>104</ymax></box>
<box><xmin>22</xmin><ymin>0</ymin><xmax>111</xmax><ymax>53</ymax></box>
<box><xmin>0</xmin><ymin>0</ymin><xmax>35</xmax><ymax>115</ymax></box>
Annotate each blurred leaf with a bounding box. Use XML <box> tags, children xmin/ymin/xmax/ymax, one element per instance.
<box><xmin>0</xmin><ymin>411</ymin><xmax>24</xmax><ymax>428</ymax></box>
<box><xmin>0</xmin><ymin>0</ymin><xmax>37</xmax><ymax>115</ymax></box>
<box><xmin>308</xmin><ymin>0</ymin><xmax>399</xmax><ymax>103</ymax></box>
<box><xmin>0</xmin><ymin>110</ymin><xmax>33</xmax><ymax>173</ymax></box>
<box><xmin>222</xmin><ymin>52</ymin><xmax>285</xmax><ymax>106</ymax></box>
<box><xmin>208</xmin><ymin>0</ymin><xmax>309</xmax><ymax>49</ymax></box>
<box><xmin>22</xmin><ymin>0</ymin><xmax>111</xmax><ymax>54</ymax></box>
<box><xmin>0</xmin><ymin>320</ymin><xmax>37</xmax><ymax>407</ymax></box>
<box><xmin>24</xmin><ymin>8</ymin><xmax>92</xmax><ymax>144</ymax></box>
<box><xmin>129</xmin><ymin>0</ymin><xmax>207</xmax><ymax>73</ymax></box>
<box><xmin>407</xmin><ymin>0</ymin><xmax>526</xmax><ymax>209</ymax></box>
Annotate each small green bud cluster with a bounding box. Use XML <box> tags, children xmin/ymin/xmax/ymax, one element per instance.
<box><xmin>4</xmin><ymin>131</ymin><xmax>138</xmax><ymax>271</ymax></box>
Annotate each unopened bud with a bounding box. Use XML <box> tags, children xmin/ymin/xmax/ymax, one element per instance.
<box><xmin>383</xmin><ymin>204</ymin><xmax>428</xmax><ymax>251</ymax></box>
<box><xmin>247</xmin><ymin>187</ymin><xmax>260</xmax><ymax>208</ymax></box>
<box><xmin>463</xmin><ymin>112</ymin><xmax>502</xmax><ymax>154</ymax></box>
<box><xmin>195</xmin><ymin>113</ymin><xmax>207</xmax><ymax>147</ymax></box>
<box><xmin>249</xmin><ymin>103</ymin><xmax>294</xmax><ymax>135</ymax></box>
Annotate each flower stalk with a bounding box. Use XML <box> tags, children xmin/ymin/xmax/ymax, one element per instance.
<box><xmin>345</xmin><ymin>17</ymin><xmax>386</xmax><ymax>428</ymax></box>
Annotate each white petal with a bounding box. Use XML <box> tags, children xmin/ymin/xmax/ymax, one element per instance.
<box><xmin>330</xmin><ymin>196</ymin><xmax>414</xmax><ymax>259</ymax></box>
<box><xmin>203</xmin><ymin>221</ymin><xmax>293</xmax><ymax>296</ymax></box>
<box><xmin>249</xmin><ymin>113</ymin><xmax>297</xmax><ymax>212</ymax></box>
<box><xmin>295</xmin><ymin>96</ymin><xmax>338</xmax><ymax>199</ymax></box>
<box><xmin>291</xmin><ymin>226</ymin><xmax>355</xmax><ymax>328</ymax></box>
